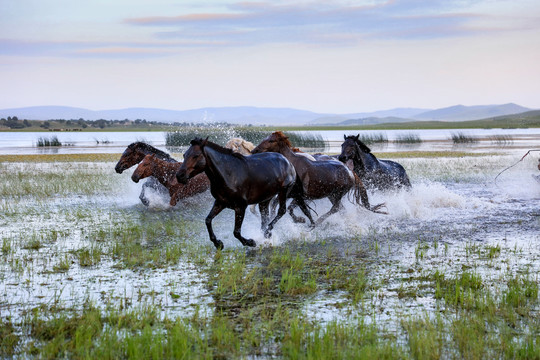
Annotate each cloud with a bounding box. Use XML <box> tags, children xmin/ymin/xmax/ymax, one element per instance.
<box><xmin>0</xmin><ymin>38</ymin><xmax>231</xmax><ymax>58</ymax></box>
<box><xmin>124</xmin><ymin>1</ymin><xmax>540</xmax><ymax>46</ymax></box>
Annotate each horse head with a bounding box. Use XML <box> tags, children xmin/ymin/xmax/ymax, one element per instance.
<box><xmin>131</xmin><ymin>154</ymin><xmax>156</xmax><ymax>183</ymax></box>
<box><xmin>252</xmin><ymin>131</ymin><xmax>292</xmax><ymax>154</ymax></box>
<box><xmin>339</xmin><ymin>135</ymin><xmax>372</xmax><ymax>161</ymax></box>
<box><xmin>176</xmin><ymin>137</ymin><xmax>208</xmax><ymax>184</ymax></box>
<box><xmin>115</xmin><ymin>142</ymin><xmax>147</xmax><ymax>173</ymax></box>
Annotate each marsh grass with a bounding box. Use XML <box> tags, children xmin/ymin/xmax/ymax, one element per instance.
<box><xmin>2</xmin><ymin>154</ymin><xmax>540</xmax><ymax>358</ymax></box>
<box><xmin>395</xmin><ymin>133</ymin><xmax>422</xmax><ymax>144</ymax></box>
<box><xmin>358</xmin><ymin>133</ymin><xmax>388</xmax><ymax>144</ymax></box>
<box><xmin>36</xmin><ymin>136</ymin><xmax>62</xmax><ymax>147</ymax></box>
<box><xmin>451</xmin><ymin>132</ymin><xmax>478</xmax><ymax>144</ymax></box>
<box><xmin>165</xmin><ymin>127</ymin><xmax>326</xmax><ymax>149</ymax></box>
<box><xmin>488</xmin><ymin>134</ymin><xmax>514</xmax><ymax>145</ymax></box>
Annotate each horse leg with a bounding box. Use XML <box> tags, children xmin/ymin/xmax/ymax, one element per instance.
<box><xmin>287</xmin><ymin>199</ymin><xmax>306</xmax><ymax>224</ymax></box>
<box><xmin>206</xmin><ymin>201</ymin><xmax>226</xmax><ymax>250</ymax></box>
<box><xmin>233</xmin><ymin>206</ymin><xmax>256</xmax><ymax>247</ymax></box>
<box><xmin>314</xmin><ymin>195</ymin><xmax>343</xmax><ymax>226</ymax></box>
<box><xmin>265</xmin><ymin>189</ymin><xmax>289</xmax><ymax>238</ymax></box>
<box><xmin>293</xmin><ymin>197</ymin><xmax>316</xmax><ymax>226</ymax></box>
<box><xmin>259</xmin><ymin>200</ymin><xmax>271</xmax><ymax>230</ymax></box>
<box><xmin>139</xmin><ymin>185</ymin><xmax>150</xmax><ymax>206</ymax></box>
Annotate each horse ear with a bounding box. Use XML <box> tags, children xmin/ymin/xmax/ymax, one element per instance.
<box><xmin>344</xmin><ymin>134</ymin><xmax>347</xmax><ymax>141</ymax></box>
<box><xmin>355</xmin><ymin>134</ymin><xmax>359</xmax><ymax>141</ymax></box>
<box><xmin>202</xmin><ymin>137</ymin><xmax>209</xmax><ymax>146</ymax></box>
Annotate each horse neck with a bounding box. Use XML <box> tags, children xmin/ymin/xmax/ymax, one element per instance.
<box><xmin>275</xmin><ymin>144</ymin><xmax>297</xmax><ymax>162</ymax></box>
<box><xmin>138</xmin><ymin>144</ymin><xmax>174</xmax><ymax>162</ymax></box>
<box><xmin>150</xmin><ymin>159</ymin><xmax>178</xmax><ymax>186</ymax></box>
<box><xmin>203</xmin><ymin>146</ymin><xmax>245</xmax><ymax>186</ymax></box>
<box><xmin>354</xmin><ymin>146</ymin><xmax>378</xmax><ymax>172</ymax></box>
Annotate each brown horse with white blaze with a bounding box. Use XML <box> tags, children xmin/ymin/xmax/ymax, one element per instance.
<box><xmin>131</xmin><ymin>154</ymin><xmax>210</xmax><ymax>206</ymax></box>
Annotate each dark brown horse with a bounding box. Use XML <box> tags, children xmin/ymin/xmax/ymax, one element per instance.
<box><xmin>252</xmin><ymin>131</ymin><xmax>385</xmax><ymax>226</ymax></box>
<box><xmin>338</xmin><ymin>135</ymin><xmax>411</xmax><ymax>190</ymax></box>
<box><xmin>115</xmin><ymin>142</ymin><xmax>178</xmax><ymax>205</ymax></box>
<box><xmin>176</xmin><ymin>138</ymin><xmax>296</xmax><ymax>250</ymax></box>
<box><xmin>131</xmin><ymin>154</ymin><xmax>210</xmax><ymax>206</ymax></box>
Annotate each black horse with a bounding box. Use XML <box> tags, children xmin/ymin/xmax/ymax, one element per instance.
<box><xmin>338</xmin><ymin>135</ymin><xmax>411</xmax><ymax>190</ymax></box>
<box><xmin>115</xmin><ymin>142</ymin><xmax>177</xmax><ymax>205</ymax></box>
<box><xmin>176</xmin><ymin>138</ymin><xmax>296</xmax><ymax>250</ymax></box>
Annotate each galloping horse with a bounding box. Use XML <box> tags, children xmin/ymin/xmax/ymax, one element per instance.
<box><xmin>131</xmin><ymin>154</ymin><xmax>210</xmax><ymax>206</ymax></box>
<box><xmin>338</xmin><ymin>135</ymin><xmax>411</xmax><ymax>190</ymax></box>
<box><xmin>115</xmin><ymin>142</ymin><xmax>177</xmax><ymax>205</ymax></box>
<box><xmin>252</xmin><ymin>131</ymin><xmax>384</xmax><ymax>226</ymax></box>
<box><xmin>176</xmin><ymin>138</ymin><xmax>296</xmax><ymax>250</ymax></box>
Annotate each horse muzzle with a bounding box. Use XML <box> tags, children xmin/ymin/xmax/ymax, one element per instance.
<box><xmin>131</xmin><ymin>173</ymin><xmax>140</xmax><ymax>183</ymax></box>
<box><xmin>176</xmin><ymin>169</ymin><xmax>189</xmax><ymax>184</ymax></box>
<box><xmin>338</xmin><ymin>154</ymin><xmax>348</xmax><ymax>162</ymax></box>
<box><xmin>114</xmin><ymin>164</ymin><xmax>125</xmax><ymax>174</ymax></box>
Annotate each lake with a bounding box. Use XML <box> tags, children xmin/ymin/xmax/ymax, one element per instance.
<box><xmin>1</xmin><ymin>128</ymin><xmax>540</xmax><ymax>155</ymax></box>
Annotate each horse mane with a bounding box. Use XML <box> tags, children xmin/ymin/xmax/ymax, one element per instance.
<box><xmin>272</xmin><ymin>131</ymin><xmax>293</xmax><ymax>149</ymax></box>
<box><xmin>128</xmin><ymin>142</ymin><xmax>175</xmax><ymax>161</ymax></box>
<box><xmin>191</xmin><ymin>138</ymin><xmax>246</xmax><ymax>160</ymax></box>
<box><xmin>346</xmin><ymin>136</ymin><xmax>372</xmax><ymax>154</ymax></box>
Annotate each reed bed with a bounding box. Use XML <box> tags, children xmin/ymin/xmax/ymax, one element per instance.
<box><xmin>488</xmin><ymin>134</ymin><xmax>514</xmax><ymax>145</ymax></box>
<box><xmin>358</xmin><ymin>133</ymin><xmax>388</xmax><ymax>145</ymax></box>
<box><xmin>394</xmin><ymin>133</ymin><xmax>422</xmax><ymax>144</ymax></box>
<box><xmin>451</xmin><ymin>132</ymin><xmax>478</xmax><ymax>144</ymax></box>
<box><xmin>165</xmin><ymin>127</ymin><xmax>326</xmax><ymax>149</ymax></box>
<box><xmin>36</xmin><ymin>135</ymin><xmax>62</xmax><ymax>147</ymax></box>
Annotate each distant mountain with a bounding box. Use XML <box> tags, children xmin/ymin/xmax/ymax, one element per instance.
<box><xmin>411</xmin><ymin>103</ymin><xmax>531</xmax><ymax>121</ymax></box>
<box><xmin>309</xmin><ymin>107</ymin><xmax>430</xmax><ymax>125</ymax></box>
<box><xmin>338</xmin><ymin>116</ymin><xmax>414</xmax><ymax>126</ymax></box>
<box><xmin>0</xmin><ymin>103</ymin><xmax>534</xmax><ymax>126</ymax></box>
<box><xmin>0</xmin><ymin>106</ymin><xmax>328</xmax><ymax>126</ymax></box>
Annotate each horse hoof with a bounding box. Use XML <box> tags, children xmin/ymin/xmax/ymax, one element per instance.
<box><xmin>292</xmin><ymin>217</ymin><xmax>306</xmax><ymax>224</ymax></box>
<box><xmin>244</xmin><ymin>239</ymin><xmax>256</xmax><ymax>247</ymax></box>
<box><xmin>264</xmin><ymin>230</ymin><xmax>272</xmax><ymax>239</ymax></box>
<box><xmin>213</xmin><ymin>240</ymin><xmax>224</xmax><ymax>250</ymax></box>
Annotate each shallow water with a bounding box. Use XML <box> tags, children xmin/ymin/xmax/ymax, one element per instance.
<box><xmin>0</xmin><ymin>151</ymin><xmax>539</xmax><ymax>328</ymax></box>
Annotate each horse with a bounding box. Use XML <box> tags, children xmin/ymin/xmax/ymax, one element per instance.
<box><xmin>338</xmin><ymin>135</ymin><xmax>411</xmax><ymax>190</ymax></box>
<box><xmin>115</xmin><ymin>142</ymin><xmax>177</xmax><ymax>206</ymax></box>
<box><xmin>224</xmin><ymin>137</ymin><xmax>255</xmax><ymax>156</ymax></box>
<box><xmin>176</xmin><ymin>138</ymin><xmax>296</xmax><ymax>250</ymax></box>
<box><xmin>252</xmin><ymin>131</ymin><xmax>385</xmax><ymax>226</ymax></box>
<box><xmin>131</xmin><ymin>154</ymin><xmax>210</xmax><ymax>206</ymax></box>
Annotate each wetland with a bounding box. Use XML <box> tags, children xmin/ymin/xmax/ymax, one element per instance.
<box><xmin>0</xmin><ymin>135</ymin><xmax>539</xmax><ymax>358</ymax></box>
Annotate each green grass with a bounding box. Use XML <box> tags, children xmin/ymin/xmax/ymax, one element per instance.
<box><xmin>1</xmin><ymin>154</ymin><xmax>540</xmax><ymax>359</ymax></box>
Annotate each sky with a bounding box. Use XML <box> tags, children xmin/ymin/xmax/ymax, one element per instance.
<box><xmin>1</xmin><ymin>0</ymin><xmax>539</xmax><ymax>114</ymax></box>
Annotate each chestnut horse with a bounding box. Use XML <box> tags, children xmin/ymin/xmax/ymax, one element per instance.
<box><xmin>176</xmin><ymin>138</ymin><xmax>296</xmax><ymax>250</ymax></box>
<box><xmin>338</xmin><ymin>135</ymin><xmax>411</xmax><ymax>190</ymax></box>
<box><xmin>115</xmin><ymin>142</ymin><xmax>178</xmax><ymax>206</ymax></box>
<box><xmin>252</xmin><ymin>131</ymin><xmax>385</xmax><ymax>226</ymax></box>
<box><xmin>131</xmin><ymin>154</ymin><xmax>210</xmax><ymax>206</ymax></box>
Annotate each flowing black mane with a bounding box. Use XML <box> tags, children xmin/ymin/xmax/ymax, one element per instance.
<box><xmin>129</xmin><ymin>142</ymin><xmax>175</xmax><ymax>161</ymax></box>
<box><xmin>191</xmin><ymin>138</ymin><xmax>246</xmax><ymax>160</ymax></box>
<box><xmin>347</xmin><ymin>136</ymin><xmax>372</xmax><ymax>154</ymax></box>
